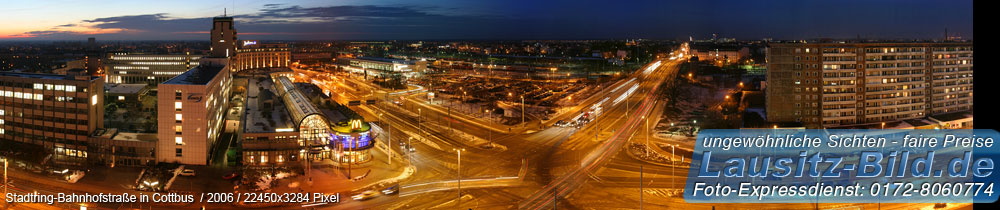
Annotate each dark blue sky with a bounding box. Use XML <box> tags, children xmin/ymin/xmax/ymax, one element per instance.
<box><xmin>1</xmin><ymin>0</ymin><xmax>973</xmax><ymax>40</ymax></box>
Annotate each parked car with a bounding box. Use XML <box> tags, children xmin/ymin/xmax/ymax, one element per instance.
<box><xmin>222</xmin><ymin>172</ymin><xmax>240</xmax><ymax>180</ymax></box>
<box><xmin>352</xmin><ymin>190</ymin><xmax>378</xmax><ymax>201</ymax></box>
<box><xmin>66</xmin><ymin>170</ymin><xmax>85</xmax><ymax>183</ymax></box>
<box><xmin>178</xmin><ymin>169</ymin><xmax>196</xmax><ymax>177</ymax></box>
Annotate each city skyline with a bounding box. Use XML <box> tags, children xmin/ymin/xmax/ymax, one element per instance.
<box><xmin>0</xmin><ymin>0</ymin><xmax>974</xmax><ymax>41</ymax></box>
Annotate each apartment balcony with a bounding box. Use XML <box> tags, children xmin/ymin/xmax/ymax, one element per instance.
<box><xmin>822</xmin><ymin>115</ymin><xmax>855</xmax><ymax>121</ymax></box>
<box><xmin>823</xmin><ymin>60</ymin><xmax>858</xmax><ymax>65</ymax></box>
<box><xmin>822</xmin><ymin>106</ymin><xmax>856</xmax><ymax>112</ymax></box>
<box><xmin>822</xmin><ymin>52</ymin><xmax>856</xmax><ymax>57</ymax></box>
<box><xmin>822</xmin><ymin>91</ymin><xmax>856</xmax><ymax>97</ymax></box>
<box><xmin>823</xmin><ymin>99</ymin><xmax>856</xmax><ymax>105</ymax></box>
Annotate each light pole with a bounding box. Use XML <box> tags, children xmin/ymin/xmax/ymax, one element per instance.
<box><xmin>486</xmin><ymin>109</ymin><xmax>492</xmax><ymax>144</ymax></box>
<box><xmin>644</xmin><ymin>116</ymin><xmax>649</xmax><ymax>157</ymax></box>
<box><xmin>384</xmin><ymin>113</ymin><xmax>391</xmax><ymax>166</ymax></box>
<box><xmin>418</xmin><ymin>108</ymin><xmax>422</xmax><ymax>137</ymax></box>
<box><xmin>3</xmin><ymin>158</ymin><xmax>7</xmax><ymax>209</ymax></box>
<box><xmin>453</xmin><ymin>148</ymin><xmax>465</xmax><ymax>208</ymax></box>
<box><xmin>448</xmin><ymin>105</ymin><xmax>453</xmax><ymax>133</ymax></box>
<box><xmin>671</xmin><ymin>144</ymin><xmax>676</xmax><ymax>188</ymax></box>
<box><xmin>521</xmin><ymin>96</ymin><xmax>525</xmax><ymax>128</ymax></box>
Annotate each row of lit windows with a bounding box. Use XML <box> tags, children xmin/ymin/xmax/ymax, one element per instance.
<box><xmin>32</xmin><ymin>83</ymin><xmax>78</xmax><ymax>92</ymax></box>
<box><xmin>112</xmin><ymin>66</ymin><xmax>150</xmax><ymax>70</ymax></box>
<box><xmin>2</xmin><ymin>90</ymin><xmax>44</xmax><ymax>100</ymax></box>
<box><xmin>153</xmin><ymin>71</ymin><xmax>185</xmax><ymax>75</ymax></box>
<box><xmin>110</xmin><ymin>56</ymin><xmax>200</xmax><ymax>61</ymax></box>
<box><xmin>129</xmin><ymin>62</ymin><xmax>190</xmax><ymax>65</ymax></box>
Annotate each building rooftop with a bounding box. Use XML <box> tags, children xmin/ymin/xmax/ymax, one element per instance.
<box><xmin>106</xmin><ymin>84</ymin><xmax>148</xmax><ymax>94</ymax></box>
<box><xmin>904</xmin><ymin>119</ymin><xmax>933</xmax><ymax>127</ymax></box>
<box><xmin>244</xmin><ymin>76</ymin><xmax>295</xmax><ymax>133</ymax></box>
<box><xmin>354</xmin><ymin>56</ymin><xmax>417</xmax><ymax>64</ymax></box>
<box><xmin>0</xmin><ymin>71</ymin><xmax>99</xmax><ymax>81</ymax></box>
<box><xmin>162</xmin><ymin>65</ymin><xmax>224</xmax><ymax>85</ymax></box>
<box><xmin>930</xmin><ymin>111</ymin><xmax>972</xmax><ymax>122</ymax></box>
<box><xmin>112</xmin><ymin>132</ymin><xmax>159</xmax><ymax>142</ymax></box>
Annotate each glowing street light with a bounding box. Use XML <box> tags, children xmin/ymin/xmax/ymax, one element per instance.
<box><xmin>453</xmin><ymin>148</ymin><xmax>466</xmax><ymax>207</ymax></box>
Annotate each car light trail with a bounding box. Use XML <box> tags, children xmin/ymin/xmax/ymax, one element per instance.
<box><xmin>612</xmin><ymin>84</ymin><xmax>639</xmax><ymax>106</ymax></box>
<box><xmin>643</xmin><ymin>61</ymin><xmax>662</xmax><ymax>75</ymax></box>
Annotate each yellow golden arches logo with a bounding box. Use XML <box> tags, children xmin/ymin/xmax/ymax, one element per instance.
<box><xmin>350</xmin><ymin>119</ymin><xmax>363</xmax><ymax>130</ymax></box>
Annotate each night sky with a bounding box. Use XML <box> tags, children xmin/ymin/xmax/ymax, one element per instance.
<box><xmin>0</xmin><ymin>0</ymin><xmax>973</xmax><ymax>40</ymax></box>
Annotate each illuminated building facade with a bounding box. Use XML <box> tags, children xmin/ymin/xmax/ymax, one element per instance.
<box><xmin>156</xmin><ymin>58</ymin><xmax>231</xmax><ymax>165</ymax></box>
<box><xmin>104</xmin><ymin>53</ymin><xmax>201</xmax><ymax>85</ymax></box>
<box><xmin>330</xmin><ymin>119</ymin><xmax>374</xmax><ymax>165</ymax></box>
<box><xmin>766</xmin><ymin>42</ymin><xmax>973</xmax><ymax>128</ymax></box>
<box><xmin>233</xmin><ymin>40</ymin><xmax>291</xmax><ymax>72</ymax></box>
<box><xmin>343</xmin><ymin>57</ymin><xmax>427</xmax><ymax>79</ymax></box>
<box><xmin>210</xmin><ymin>16</ymin><xmax>237</xmax><ymax>58</ymax></box>
<box><xmin>241</xmin><ymin>75</ymin><xmax>373</xmax><ymax>166</ymax></box>
<box><xmin>0</xmin><ymin>70</ymin><xmax>103</xmax><ymax>164</ymax></box>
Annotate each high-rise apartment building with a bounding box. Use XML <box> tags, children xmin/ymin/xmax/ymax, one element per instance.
<box><xmin>210</xmin><ymin>17</ymin><xmax>237</xmax><ymax>58</ymax></box>
<box><xmin>766</xmin><ymin>42</ymin><xmax>973</xmax><ymax>128</ymax></box>
<box><xmin>104</xmin><ymin>53</ymin><xmax>201</xmax><ymax>85</ymax></box>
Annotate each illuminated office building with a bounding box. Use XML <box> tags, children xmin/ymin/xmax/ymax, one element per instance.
<box><xmin>0</xmin><ymin>70</ymin><xmax>103</xmax><ymax>164</ymax></box>
<box><xmin>210</xmin><ymin>16</ymin><xmax>237</xmax><ymax>58</ymax></box>
<box><xmin>104</xmin><ymin>53</ymin><xmax>201</xmax><ymax>85</ymax></box>
<box><xmin>155</xmin><ymin>58</ymin><xmax>231</xmax><ymax>165</ymax></box>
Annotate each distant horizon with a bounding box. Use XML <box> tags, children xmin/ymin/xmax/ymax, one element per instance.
<box><xmin>0</xmin><ymin>37</ymin><xmax>976</xmax><ymax>43</ymax></box>
<box><xmin>0</xmin><ymin>0</ymin><xmax>972</xmax><ymax>41</ymax></box>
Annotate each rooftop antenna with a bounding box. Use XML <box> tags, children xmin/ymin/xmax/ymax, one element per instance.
<box><xmin>224</xmin><ymin>8</ymin><xmax>227</xmax><ymax>17</ymax></box>
<box><xmin>944</xmin><ymin>28</ymin><xmax>948</xmax><ymax>41</ymax></box>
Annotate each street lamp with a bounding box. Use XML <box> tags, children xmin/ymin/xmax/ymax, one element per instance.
<box><xmin>486</xmin><ymin>109</ymin><xmax>492</xmax><ymax>144</ymax></box>
<box><xmin>453</xmin><ymin>148</ymin><xmax>465</xmax><ymax>208</ymax></box>
<box><xmin>418</xmin><ymin>108</ymin><xmax>422</xmax><ymax>134</ymax></box>
<box><xmin>643</xmin><ymin>116</ymin><xmax>649</xmax><ymax>157</ymax></box>
<box><xmin>3</xmin><ymin>158</ymin><xmax>7</xmax><ymax>207</ymax></box>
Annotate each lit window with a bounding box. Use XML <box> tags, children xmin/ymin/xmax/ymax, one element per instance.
<box><xmin>175</xmin><ymin>114</ymin><xmax>183</xmax><ymax>121</ymax></box>
<box><xmin>91</xmin><ymin>95</ymin><xmax>98</xmax><ymax>105</ymax></box>
<box><xmin>175</xmin><ymin>137</ymin><xmax>184</xmax><ymax>145</ymax></box>
<box><xmin>118</xmin><ymin>96</ymin><xmax>125</xmax><ymax>101</ymax></box>
<box><xmin>175</xmin><ymin>101</ymin><xmax>182</xmax><ymax>110</ymax></box>
<box><xmin>33</xmin><ymin>83</ymin><xmax>43</xmax><ymax>89</ymax></box>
